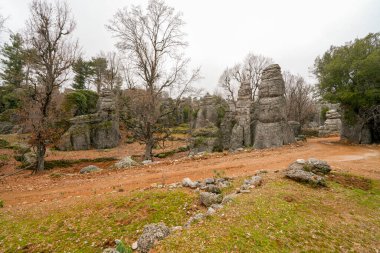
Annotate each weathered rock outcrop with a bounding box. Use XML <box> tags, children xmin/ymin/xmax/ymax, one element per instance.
<box><xmin>57</xmin><ymin>89</ymin><xmax>120</xmax><ymax>150</ymax></box>
<box><xmin>190</xmin><ymin>95</ymin><xmax>225</xmax><ymax>154</ymax></box>
<box><xmin>193</xmin><ymin>94</ymin><xmax>218</xmax><ymax>129</ymax></box>
<box><xmin>319</xmin><ymin>110</ymin><xmax>341</xmax><ymax>136</ymax></box>
<box><xmin>230</xmin><ymin>80</ymin><xmax>254</xmax><ymax>150</ymax></box>
<box><xmin>254</xmin><ymin>64</ymin><xmax>295</xmax><ymax>148</ymax></box>
<box><xmin>288</xmin><ymin>121</ymin><xmax>301</xmax><ymax>137</ymax></box>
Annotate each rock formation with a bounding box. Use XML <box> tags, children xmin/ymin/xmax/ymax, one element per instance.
<box><xmin>193</xmin><ymin>94</ymin><xmax>218</xmax><ymax>129</ymax></box>
<box><xmin>57</xmin><ymin>88</ymin><xmax>120</xmax><ymax>150</ymax></box>
<box><xmin>190</xmin><ymin>95</ymin><xmax>226</xmax><ymax>154</ymax></box>
<box><xmin>288</xmin><ymin>121</ymin><xmax>301</xmax><ymax>137</ymax></box>
<box><xmin>253</xmin><ymin>64</ymin><xmax>295</xmax><ymax>148</ymax></box>
<box><xmin>230</xmin><ymin>80</ymin><xmax>254</xmax><ymax>150</ymax></box>
<box><xmin>318</xmin><ymin>109</ymin><xmax>341</xmax><ymax>136</ymax></box>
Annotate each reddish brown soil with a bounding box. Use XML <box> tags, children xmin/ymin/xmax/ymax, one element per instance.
<box><xmin>1</xmin><ymin>137</ymin><xmax>379</xmax><ymax>211</ymax></box>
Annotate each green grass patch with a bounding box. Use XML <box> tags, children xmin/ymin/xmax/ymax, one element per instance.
<box><xmin>0</xmin><ymin>200</ymin><xmax>3</xmax><ymax>208</ymax></box>
<box><xmin>154</xmin><ymin>146</ymin><xmax>190</xmax><ymax>159</ymax></box>
<box><xmin>0</xmin><ymin>139</ymin><xmax>10</xmax><ymax>149</ymax></box>
<box><xmin>44</xmin><ymin>157</ymin><xmax>117</xmax><ymax>170</ymax></box>
<box><xmin>0</xmin><ymin>189</ymin><xmax>198</xmax><ymax>252</ymax></box>
<box><xmin>159</xmin><ymin>177</ymin><xmax>380</xmax><ymax>253</ymax></box>
<box><xmin>0</xmin><ymin>154</ymin><xmax>9</xmax><ymax>162</ymax></box>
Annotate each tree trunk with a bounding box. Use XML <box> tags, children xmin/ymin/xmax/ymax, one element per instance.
<box><xmin>144</xmin><ymin>123</ymin><xmax>154</xmax><ymax>161</ymax></box>
<box><xmin>36</xmin><ymin>141</ymin><xmax>46</xmax><ymax>172</ymax></box>
<box><xmin>144</xmin><ymin>138</ymin><xmax>154</xmax><ymax>161</ymax></box>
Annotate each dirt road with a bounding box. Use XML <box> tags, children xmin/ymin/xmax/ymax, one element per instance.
<box><xmin>1</xmin><ymin>137</ymin><xmax>379</xmax><ymax>210</ymax></box>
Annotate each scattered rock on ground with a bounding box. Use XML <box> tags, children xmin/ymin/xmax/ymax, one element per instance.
<box><xmin>102</xmin><ymin>248</ymin><xmax>118</xmax><ymax>253</ymax></box>
<box><xmin>184</xmin><ymin>213</ymin><xmax>204</xmax><ymax>228</ymax></box>
<box><xmin>206</xmin><ymin>207</ymin><xmax>216</xmax><ymax>216</ymax></box>
<box><xmin>131</xmin><ymin>241</ymin><xmax>138</xmax><ymax>250</ymax></box>
<box><xmin>204</xmin><ymin>178</ymin><xmax>215</xmax><ymax>184</ymax></box>
<box><xmin>182</xmin><ymin>178</ymin><xmax>198</xmax><ymax>188</ymax></box>
<box><xmin>199</xmin><ymin>192</ymin><xmax>223</xmax><ymax>207</ymax></box>
<box><xmin>251</xmin><ymin>176</ymin><xmax>263</xmax><ymax>187</ymax></box>
<box><xmin>137</xmin><ymin>222</ymin><xmax>170</xmax><ymax>253</ymax></box>
<box><xmin>80</xmin><ymin>165</ymin><xmax>102</xmax><ymax>174</ymax></box>
<box><xmin>211</xmin><ymin>204</ymin><xmax>224</xmax><ymax>210</ymax></box>
<box><xmin>205</xmin><ymin>184</ymin><xmax>221</xmax><ymax>194</ymax></box>
<box><xmin>222</xmin><ymin>193</ymin><xmax>238</xmax><ymax>204</ymax></box>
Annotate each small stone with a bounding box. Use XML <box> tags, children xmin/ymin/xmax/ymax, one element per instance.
<box><xmin>255</xmin><ymin>170</ymin><xmax>268</xmax><ymax>175</ymax></box>
<box><xmin>142</xmin><ymin>160</ymin><xmax>152</xmax><ymax>165</ymax></box>
<box><xmin>170</xmin><ymin>226</ymin><xmax>183</xmax><ymax>232</ymax></box>
<box><xmin>222</xmin><ymin>193</ymin><xmax>238</xmax><ymax>204</ymax></box>
<box><xmin>205</xmin><ymin>184</ymin><xmax>221</xmax><ymax>194</ymax></box>
<box><xmin>251</xmin><ymin>176</ymin><xmax>263</xmax><ymax>187</ymax></box>
<box><xmin>206</xmin><ymin>207</ymin><xmax>216</xmax><ymax>216</ymax></box>
<box><xmin>296</xmin><ymin>159</ymin><xmax>306</xmax><ymax>164</ymax></box>
<box><xmin>199</xmin><ymin>192</ymin><xmax>223</xmax><ymax>207</ymax></box>
<box><xmin>240</xmin><ymin>190</ymin><xmax>251</xmax><ymax>193</ymax></box>
<box><xmin>204</xmin><ymin>178</ymin><xmax>215</xmax><ymax>184</ymax></box>
<box><xmin>131</xmin><ymin>241</ymin><xmax>138</xmax><ymax>250</ymax></box>
<box><xmin>211</xmin><ymin>204</ymin><xmax>224</xmax><ymax>210</ymax></box>
<box><xmin>182</xmin><ymin>178</ymin><xmax>198</xmax><ymax>188</ymax></box>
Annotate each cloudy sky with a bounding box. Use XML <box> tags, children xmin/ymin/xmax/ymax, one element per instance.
<box><xmin>1</xmin><ymin>0</ymin><xmax>379</xmax><ymax>92</ymax></box>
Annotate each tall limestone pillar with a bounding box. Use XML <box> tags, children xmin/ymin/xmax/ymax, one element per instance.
<box><xmin>253</xmin><ymin>64</ymin><xmax>295</xmax><ymax>149</ymax></box>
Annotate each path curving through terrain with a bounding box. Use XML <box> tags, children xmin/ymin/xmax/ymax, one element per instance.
<box><xmin>1</xmin><ymin>137</ymin><xmax>379</xmax><ymax>210</ymax></box>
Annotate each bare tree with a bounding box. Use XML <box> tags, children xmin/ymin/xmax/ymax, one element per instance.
<box><xmin>0</xmin><ymin>14</ymin><xmax>5</xmax><ymax>32</ymax></box>
<box><xmin>24</xmin><ymin>0</ymin><xmax>78</xmax><ymax>171</ymax></box>
<box><xmin>104</xmin><ymin>51</ymin><xmax>122</xmax><ymax>91</ymax></box>
<box><xmin>243</xmin><ymin>53</ymin><xmax>273</xmax><ymax>98</ymax></box>
<box><xmin>107</xmin><ymin>0</ymin><xmax>200</xmax><ymax>160</ymax></box>
<box><xmin>218</xmin><ymin>53</ymin><xmax>272</xmax><ymax>104</ymax></box>
<box><xmin>283</xmin><ymin>71</ymin><xmax>316</xmax><ymax>126</ymax></box>
<box><xmin>218</xmin><ymin>67</ymin><xmax>238</xmax><ymax>109</ymax></box>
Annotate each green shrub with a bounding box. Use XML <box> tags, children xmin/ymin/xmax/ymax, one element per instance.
<box><xmin>62</xmin><ymin>90</ymin><xmax>99</xmax><ymax>117</ymax></box>
<box><xmin>320</xmin><ymin>106</ymin><xmax>329</xmax><ymax>122</ymax></box>
<box><xmin>0</xmin><ymin>139</ymin><xmax>9</xmax><ymax>148</ymax></box>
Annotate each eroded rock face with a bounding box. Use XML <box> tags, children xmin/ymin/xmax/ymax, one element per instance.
<box><xmin>57</xmin><ymin>88</ymin><xmax>120</xmax><ymax>150</ymax></box>
<box><xmin>319</xmin><ymin>110</ymin><xmax>342</xmax><ymax>136</ymax></box>
<box><xmin>230</xmin><ymin>80</ymin><xmax>254</xmax><ymax>150</ymax></box>
<box><xmin>254</xmin><ymin>64</ymin><xmax>295</xmax><ymax>149</ymax></box>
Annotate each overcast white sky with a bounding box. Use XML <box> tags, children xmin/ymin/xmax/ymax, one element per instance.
<box><xmin>1</xmin><ymin>0</ymin><xmax>379</xmax><ymax>92</ymax></box>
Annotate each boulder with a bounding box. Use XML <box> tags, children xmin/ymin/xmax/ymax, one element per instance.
<box><xmin>137</xmin><ymin>222</ymin><xmax>170</xmax><ymax>253</ymax></box>
<box><xmin>285</xmin><ymin>168</ymin><xmax>326</xmax><ymax>187</ymax></box>
<box><xmin>114</xmin><ymin>156</ymin><xmax>138</xmax><ymax>169</ymax></box>
<box><xmin>305</xmin><ymin>158</ymin><xmax>331</xmax><ymax>175</ymax></box>
<box><xmin>199</xmin><ymin>192</ymin><xmax>223</xmax><ymax>207</ymax></box>
<box><xmin>80</xmin><ymin>165</ymin><xmax>101</xmax><ymax>174</ymax></box>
